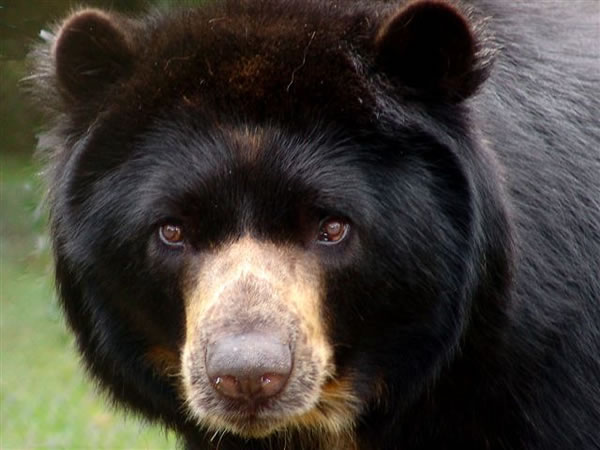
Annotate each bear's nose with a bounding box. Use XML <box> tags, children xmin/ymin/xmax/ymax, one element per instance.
<box><xmin>206</xmin><ymin>333</ymin><xmax>292</xmax><ymax>403</ymax></box>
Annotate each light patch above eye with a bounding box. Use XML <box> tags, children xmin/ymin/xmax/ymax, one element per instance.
<box><xmin>159</xmin><ymin>223</ymin><xmax>184</xmax><ymax>246</ymax></box>
<box><xmin>317</xmin><ymin>217</ymin><xmax>350</xmax><ymax>245</ymax></box>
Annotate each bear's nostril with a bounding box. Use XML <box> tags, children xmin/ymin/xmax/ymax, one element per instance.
<box><xmin>259</xmin><ymin>373</ymin><xmax>288</xmax><ymax>397</ymax></box>
<box><xmin>206</xmin><ymin>333</ymin><xmax>292</xmax><ymax>403</ymax></box>
<box><xmin>213</xmin><ymin>375</ymin><xmax>241</xmax><ymax>398</ymax></box>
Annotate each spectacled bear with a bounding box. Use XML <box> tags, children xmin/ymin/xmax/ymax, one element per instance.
<box><xmin>28</xmin><ymin>0</ymin><xmax>600</xmax><ymax>449</ymax></box>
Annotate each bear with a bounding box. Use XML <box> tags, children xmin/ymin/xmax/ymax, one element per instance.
<box><xmin>27</xmin><ymin>0</ymin><xmax>600</xmax><ymax>449</ymax></box>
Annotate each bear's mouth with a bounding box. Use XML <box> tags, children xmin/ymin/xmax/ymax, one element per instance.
<box><xmin>205</xmin><ymin>411</ymin><xmax>292</xmax><ymax>438</ymax></box>
<box><xmin>186</xmin><ymin>375</ymin><xmax>360</xmax><ymax>439</ymax></box>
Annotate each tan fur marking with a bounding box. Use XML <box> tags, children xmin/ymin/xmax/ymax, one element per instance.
<box><xmin>226</xmin><ymin>125</ymin><xmax>265</xmax><ymax>164</ymax></box>
<box><xmin>372</xmin><ymin>373</ymin><xmax>390</xmax><ymax>409</ymax></box>
<box><xmin>183</xmin><ymin>237</ymin><xmax>326</xmax><ymax>353</ymax></box>
<box><xmin>181</xmin><ymin>237</ymin><xmax>360</xmax><ymax>438</ymax></box>
<box><xmin>146</xmin><ymin>346</ymin><xmax>179</xmax><ymax>377</ymax></box>
<box><xmin>294</xmin><ymin>376</ymin><xmax>361</xmax><ymax>434</ymax></box>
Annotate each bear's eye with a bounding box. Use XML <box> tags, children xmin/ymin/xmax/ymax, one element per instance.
<box><xmin>159</xmin><ymin>223</ymin><xmax>184</xmax><ymax>247</ymax></box>
<box><xmin>317</xmin><ymin>217</ymin><xmax>349</xmax><ymax>245</ymax></box>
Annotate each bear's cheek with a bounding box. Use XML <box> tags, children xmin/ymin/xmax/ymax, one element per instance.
<box><xmin>178</xmin><ymin>237</ymin><xmax>358</xmax><ymax>437</ymax></box>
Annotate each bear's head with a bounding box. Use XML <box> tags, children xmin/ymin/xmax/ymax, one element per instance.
<box><xmin>29</xmin><ymin>0</ymin><xmax>512</xmax><ymax>446</ymax></box>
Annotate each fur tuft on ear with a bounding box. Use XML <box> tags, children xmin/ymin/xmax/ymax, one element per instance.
<box><xmin>375</xmin><ymin>0</ymin><xmax>492</xmax><ymax>102</ymax></box>
<box><xmin>52</xmin><ymin>9</ymin><xmax>134</xmax><ymax>102</ymax></box>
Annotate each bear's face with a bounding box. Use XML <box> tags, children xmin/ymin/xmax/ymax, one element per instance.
<box><xmin>30</xmin><ymin>0</ymin><xmax>509</xmax><ymax>443</ymax></box>
<box><xmin>142</xmin><ymin>123</ymin><xmax>368</xmax><ymax>436</ymax></box>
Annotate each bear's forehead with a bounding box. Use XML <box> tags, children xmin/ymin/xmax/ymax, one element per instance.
<box><xmin>123</xmin><ymin>7</ymin><xmax>377</xmax><ymax>127</ymax></box>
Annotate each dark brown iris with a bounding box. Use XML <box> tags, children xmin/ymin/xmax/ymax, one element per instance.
<box><xmin>159</xmin><ymin>224</ymin><xmax>184</xmax><ymax>246</ymax></box>
<box><xmin>317</xmin><ymin>217</ymin><xmax>349</xmax><ymax>244</ymax></box>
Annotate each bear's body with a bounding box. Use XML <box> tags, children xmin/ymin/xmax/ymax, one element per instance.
<box><xmin>29</xmin><ymin>1</ymin><xmax>599</xmax><ymax>449</ymax></box>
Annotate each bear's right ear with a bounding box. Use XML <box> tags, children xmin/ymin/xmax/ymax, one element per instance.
<box><xmin>52</xmin><ymin>9</ymin><xmax>134</xmax><ymax>103</ymax></box>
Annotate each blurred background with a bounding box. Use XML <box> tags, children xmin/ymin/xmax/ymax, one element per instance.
<box><xmin>1</xmin><ymin>1</ymin><xmax>191</xmax><ymax>448</ymax></box>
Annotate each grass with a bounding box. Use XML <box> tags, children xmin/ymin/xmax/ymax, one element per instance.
<box><xmin>0</xmin><ymin>154</ymin><xmax>176</xmax><ymax>449</ymax></box>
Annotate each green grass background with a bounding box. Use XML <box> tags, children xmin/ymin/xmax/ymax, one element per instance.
<box><xmin>0</xmin><ymin>155</ymin><xmax>176</xmax><ymax>449</ymax></box>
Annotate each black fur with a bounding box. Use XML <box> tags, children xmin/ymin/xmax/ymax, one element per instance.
<box><xmin>27</xmin><ymin>0</ymin><xmax>600</xmax><ymax>449</ymax></box>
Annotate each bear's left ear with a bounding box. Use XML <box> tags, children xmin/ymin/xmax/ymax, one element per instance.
<box><xmin>52</xmin><ymin>9</ymin><xmax>135</xmax><ymax>103</ymax></box>
<box><xmin>375</xmin><ymin>0</ymin><xmax>491</xmax><ymax>102</ymax></box>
